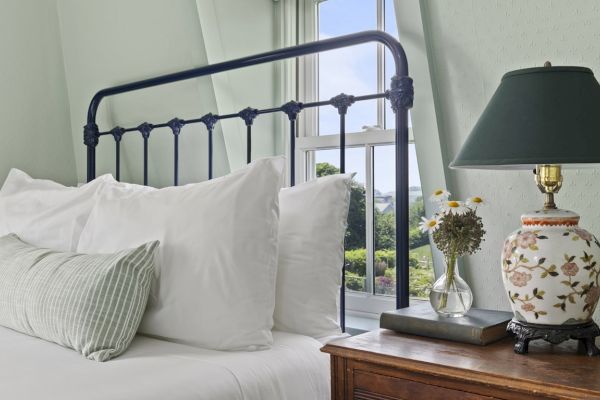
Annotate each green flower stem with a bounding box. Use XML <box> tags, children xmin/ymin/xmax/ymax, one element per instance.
<box><xmin>439</xmin><ymin>253</ymin><xmax>457</xmax><ymax>310</ymax></box>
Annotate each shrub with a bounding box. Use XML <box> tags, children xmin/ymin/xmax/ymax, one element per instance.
<box><xmin>345</xmin><ymin>271</ymin><xmax>365</xmax><ymax>292</ymax></box>
<box><xmin>409</xmin><ymin>227</ymin><xmax>429</xmax><ymax>249</ymax></box>
<box><xmin>378</xmin><ymin>266</ymin><xmax>434</xmax><ymax>298</ymax></box>
<box><xmin>345</xmin><ymin>249</ymin><xmax>421</xmax><ymax>275</ymax></box>
<box><xmin>345</xmin><ymin>248</ymin><xmax>367</xmax><ymax>276</ymax></box>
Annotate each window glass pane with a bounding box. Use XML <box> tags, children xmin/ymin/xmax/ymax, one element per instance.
<box><xmin>384</xmin><ymin>0</ymin><xmax>397</xmax><ymax>129</ymax></box>
<box><xmin>315</xmin><ymin>147</ymin><xmax>367</xmax><ymax>293</ymax></box>
<box><xmin>384</xmin><ymin>0</ymin><xmax>398</xmax><ymax>39</ymax></box>
<box><xmin>373</xmin><ymin>144</ymin><xmax>433</xmax><ymax>298</ymax></box>
<box><xmin>383</xmin><ymin>0</ymin><xmax>412</xmax><ymax>130</ymax></box>
<box><xmin>319</xmin><ymin>0</ymin><xmax>377</xmax><ymax>36</ymax></box>
<box><xmin>318</xmin><ymin>0</ymin><xmax>378</xmax><ymax>134</ymax></box>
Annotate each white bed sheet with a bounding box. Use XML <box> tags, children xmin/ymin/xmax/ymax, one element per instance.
<box><xmin>0</xmin><ymin>326</ymin><xmax>331</xmax><ymax>400</ymax></box>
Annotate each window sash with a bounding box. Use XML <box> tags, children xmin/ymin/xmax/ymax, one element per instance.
<box><xmin>297</xmin><ymin>0</ymin><xmax>416</xmax><ymax>316</ymax></box>
<box><xmin>300</xmin><ymin>0</ymin><xmax>391</xmax><ymax>314</ymax></box>
<box><xmin>298</xmin><ymin>129</ymin><xmax>404</xmax><ymax>306</ymax></box>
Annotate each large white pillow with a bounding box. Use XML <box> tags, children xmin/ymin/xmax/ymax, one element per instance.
<box><xmin>0</xmin><ymin>169</ymin><xmax>111</xmax><ymax>252</ymax></box>
<box><xmin>77</xmin><ymin>157</ymin><xmax>284</xmax><ymax>351</ymax></box>
<box><xmin>274</xmin><ymin>174</ymin><xmax>352</xmax><ymax>339</ymax></box>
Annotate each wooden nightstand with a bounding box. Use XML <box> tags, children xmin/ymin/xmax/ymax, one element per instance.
<box><xmin>321</xmin><ymin>329</ymin><xmax>600</xmax><ymax>399</ymax></box>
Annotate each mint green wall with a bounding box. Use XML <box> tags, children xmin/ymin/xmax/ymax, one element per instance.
<box><xmin>0</xmin><ymin>0</ymin><xmax>280</xmax><ymax>186</ymax></box>
<box><xmin>421</xmin><ymin>0</ymin><xmax>600</xmax><ymax>320</ymax></box>
<box><xmin>196</xmin><ymin>0</ymin><xmax>280</xmax><ymax>171</ymax></box>
<box><xmin>57</xmin><ymin>0</ymin><xmax>230</xmax><ymax>186</ymax></box>
<box><xmin>57</xmin><ymin>0</ymin><xmax>279</xmax><ymax>186</ymax></box>
<box><xmin>0</xmin><ymin>0</ymin><xmax>76</xmax><ymax>185</ymax></box>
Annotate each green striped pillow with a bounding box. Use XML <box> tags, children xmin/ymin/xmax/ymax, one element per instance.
<box><xmin>0</xmin><ymin>233</ymin><xmax>158</xmax><ymax>361</ymax></box>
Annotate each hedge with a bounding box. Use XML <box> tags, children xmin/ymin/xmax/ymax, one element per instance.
<box><xmin>345</xmin><ymin>267</ymin><xmax>433</xmax><ymax>298</ymax></box>
<box><xmin>345</xmin><ymin>249</ymin><xmax>419</xmax><ymax>276</ymax></box>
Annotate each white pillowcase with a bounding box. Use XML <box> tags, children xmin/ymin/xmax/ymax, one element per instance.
<box><xmin>0</xmin><ymin>169</ymin><xmax>111</xmax><ymax>252</ymax></box>
<box><xmin>77</xmin><ymin>157</ymin><xmax>284</xmax><ymax>351</ymax></box>
<box><xmin>274</xmin><ymin>174</ymin><xmax>352</xmax><ymax>339</ymax></box>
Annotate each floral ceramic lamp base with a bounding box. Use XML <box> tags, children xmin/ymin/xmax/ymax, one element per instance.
<box><xmin>507</xmin><ymin>319</ymin><xmax>600</xmax><ymax>356</ymax></box>
<box><xmin>503</xmin><ymin>209</ymin><xmax>600</xmax><ymax>356</ymax></box>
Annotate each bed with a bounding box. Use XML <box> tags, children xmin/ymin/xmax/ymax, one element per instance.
<box><xmin>0</xmin><ymin>30</ymin><xmax>412</xmax><ymax>399</ymax></box>
<box><xmin>0</xmin><ymin>325</ymin><xmax>332</xmax><ymax>400</ymax></box>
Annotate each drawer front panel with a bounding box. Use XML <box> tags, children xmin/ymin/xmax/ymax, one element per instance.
<box><xmin>352</xmin><ymin>369</ymin><xmax>495</xmax><ymax>400</ymax></box>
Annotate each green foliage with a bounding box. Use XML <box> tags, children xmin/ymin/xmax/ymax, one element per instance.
<box><xmin>410</xmin><ymin>244</ymin><xmax>433</xmax><ymax>261</ymax></box>
<box><xmin>409</xmin><ymin>266</ymin><xmax>434</xmax><ymax>298</ymax></box>
<box><xmin>346</xmin><ymin>184</ymin><xmax>366</xmax><ymax>249</ymax></box>
<box><xmin>345</xmin><ymin>271</ymin><xmax>365</xmax><ymax>292</ymax></box>
<box><xmin>316</xmin><ymin>163</ymin><xmax>428</xmax><ymax>252</ymax></box>
<box><xmin>316</xmin><ymin>162</ymin><xmax>366</xmax><ymax>250</ymax></box>
<box><xmin>409</xmin><ymin>196</ymin><xmax>425</xmax><ymax>228</ymax></box>
<box><xmin>346</xmin><ymin>260</ymin><xmax>434</xmax><ymax>298</ymax></box>
<box><xmin>409</xmin><ymin>227</ymin><xmax>429</xmax><ymax>250</ymax></box>
<box><xmin>345</xmin><ymin>248</ymin><xmax>367</xmax><ymax>275</ymax></box>
<box><xmin>316</xmin><ymin>162</ymin><xmax>340</xmax><ymax>177</ymax></box>
<box><xmin>374</xmin><ymin>210</ymin><xmax>395</xmax><ymax>250</ymax></box>
<box><xmin>317</xmin><ymin>162</ymin><xmax>434</xmax><ymax>298</ymax></box>
<box><xmin>345</xmin><ymin>249</ymin><xmax>421</xmax><ymax>276</ymax></box>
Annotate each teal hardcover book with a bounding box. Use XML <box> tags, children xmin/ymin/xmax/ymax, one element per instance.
<box><xmin>380</xmin><ymin>302</ymin><xmax>513</xmax><ymax>345</ymax></box>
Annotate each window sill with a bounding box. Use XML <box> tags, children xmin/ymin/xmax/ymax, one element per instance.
<box><xmin>346</xmin><ymin>298</ymin><xmax>429</xmax><ymax>336</ymax></box>
<box><xmin>346</xmin><ymin>313</ymin><xmax>380</xmax><ymax>336</ymax></box>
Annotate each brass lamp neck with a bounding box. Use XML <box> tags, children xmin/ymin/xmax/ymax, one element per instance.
<box><xmin>534</xmin><ymin>164</ymin><xmax>563</xmax><ymax>210</ymax></box>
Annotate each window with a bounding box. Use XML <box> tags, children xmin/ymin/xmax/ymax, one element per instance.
<box><xmin>296</xmin><ymin>0</ymin><xmax>435</xmax><ymax>315</ymax></box>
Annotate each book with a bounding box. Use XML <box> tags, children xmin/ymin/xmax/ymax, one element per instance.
<box><xmin>380</xmin><ymin>302</ymin><xmax>514</xmax><ymax>345</ymax></box>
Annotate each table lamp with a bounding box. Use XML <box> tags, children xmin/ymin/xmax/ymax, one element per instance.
<box><xmin>451</xmin><ymin>63</ymin><xmax>600</xmax><ymax>355</ymax></box>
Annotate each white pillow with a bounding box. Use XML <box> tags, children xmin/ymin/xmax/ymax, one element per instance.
<box><xmin>0</xmin><ymin>169</ymin><xmax>111</xmax><ymax>252</ymax></box>
<box><xmin>274</xmin><ymin>174</ymin><xmax>352</xmax><ymax>338</ymax></box>
<box><xmin>77</xmin><ymin>157</ymin><xmax>284</xmax><ymax>351</ymax></box>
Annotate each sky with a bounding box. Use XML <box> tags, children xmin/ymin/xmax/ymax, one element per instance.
<box><xmin>316</xmin><ymin>0</ymin><xmax>421</xmax><ymax>194</ymax></box>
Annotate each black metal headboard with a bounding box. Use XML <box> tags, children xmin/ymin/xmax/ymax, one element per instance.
<box><xmin>83</xmin><ymin>30</ymin><xmax>413</xmax><ymax>330</ymax></box>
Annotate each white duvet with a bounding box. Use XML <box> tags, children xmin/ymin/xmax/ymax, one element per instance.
<box><xmin>0</xmin><ymin>326</ymin><xmax>331</xmax><ymax>400</ymax></box>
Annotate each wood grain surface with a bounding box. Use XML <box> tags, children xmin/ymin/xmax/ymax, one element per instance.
<box><xmin>321</xmin><ymin>329</ymin><xmax>600</xmax><ymax>399</ymax></box>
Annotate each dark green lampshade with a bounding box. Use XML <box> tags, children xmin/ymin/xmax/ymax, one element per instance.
<box><xmin>451</xmin><ymin>66</ymin><xmax>600</xmax><ymax>169</ymax></box>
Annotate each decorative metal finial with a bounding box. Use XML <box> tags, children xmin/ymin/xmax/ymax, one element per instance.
<box><xmin>137</xmin><ymin>122</ymin><xmax>154</xmax><ymax>139</ymax></box>
<box><xmin>167</xmin><ymin>118</ymin><xmax>185</xmax><ymax>136</ymax></box>
<box><xmin>110</xmin><ymin>126</ymin><xmax>125</xmax><ymax>142</ymax></box>
<box><xmin>544</xmin><ymin>61</ymin><xmax>552</xmax><ymax>67</ymax></box>
<box><xmin>239</xmin><ymin>107</ymin><xmax>259</xmax><ymax>126</ymax></box>
<box><xmin>330</xmin><ymin>93</ymin><xmax>355</xmax><ymax>115</ymax></box>
<box><xmin>281</xmin><ymin>101</ymin><xmax>303</xmax><ymax>121</ymax></box>
<box><xmin>200</xmin><ymin>113</ymin><xmax>219</xmax><ymax>132</ymax></box>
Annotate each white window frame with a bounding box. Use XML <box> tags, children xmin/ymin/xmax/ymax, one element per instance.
<box><xmin>296</xmin><ymin>0</ymin><xmax>415</xmax><ymax>316</ymax></box>
<box><xmin>280</xmin><ymin>0</ymin><xmax>449</xmax><ymax>317</ymax></box>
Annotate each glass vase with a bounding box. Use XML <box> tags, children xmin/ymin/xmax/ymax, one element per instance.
<box><xmin>429</xmin><ymin>259</ymin><xmax>473</xmax><ymax>317</ymax></box>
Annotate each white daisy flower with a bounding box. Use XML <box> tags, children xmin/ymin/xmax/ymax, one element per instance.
<box><xmin>466</xmin><ymin>196</ymin><xmax>485</xmax><ymax>208</ymax></box>
<box><xmin>419</xmin><ymin>216</ymin><xmax>441</xmax><ymax>233</ymax></box>
<box><xmin>440</xmin><ymin>200</ymin><xmax>469</xmax><ymax>215</ymax></box>
<box><xmin>429</xmin><ymin>189</ymin><xmax>450</xmax><ymax>202</ymax></box>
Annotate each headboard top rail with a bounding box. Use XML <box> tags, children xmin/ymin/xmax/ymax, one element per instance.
<box><xmin>86</xmin><ymin>30</ymin><xmax>407</xmax><ymax>124</ymax></box>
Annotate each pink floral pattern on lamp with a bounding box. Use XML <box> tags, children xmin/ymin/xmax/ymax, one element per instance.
<box><xmin>502</xmin><ymin>209</ymin><xmax>600</xmax><ymax>325</ymax></box>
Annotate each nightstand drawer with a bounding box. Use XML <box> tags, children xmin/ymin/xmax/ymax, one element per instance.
<box><xmin>351</xmin><ymin>363</ymin><xmax>496</xmax><ymax>400</ymax></box>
